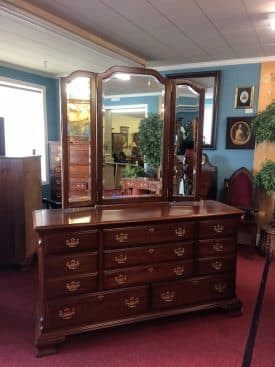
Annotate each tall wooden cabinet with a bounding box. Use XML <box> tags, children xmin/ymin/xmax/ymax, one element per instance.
<box><xmin>0</xmin><ymin>156</ymin><xmax>42</xmax><ymax>265</ymax></box>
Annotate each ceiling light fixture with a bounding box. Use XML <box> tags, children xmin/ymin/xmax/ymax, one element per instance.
<box><xmin>268</xmin><ymin>13</ymin><xmax>275</xmax><ymax>30</ymax></box>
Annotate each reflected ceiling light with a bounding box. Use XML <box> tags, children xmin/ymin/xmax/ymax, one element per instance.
<box><xmin>115</xmin><ymin>73</ymin><xmax>131</xmax><ymax>81</ymax></box>
<box><xmin>268</xmin><ymin>13</ymin><xmax>275</xmax><ymax>30</ymax></box>
<box><xmin>66</xmin><ymin>77</ymin><xmax>90</xmax><ymax>99</ymax></box>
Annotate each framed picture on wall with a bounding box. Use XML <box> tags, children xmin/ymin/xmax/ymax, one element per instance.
<box><xmin>235</xmin><ymin>86</ymin><xmax>254</xmax><ymax>109</ymax></box>
<box><xmin>226</xmin><ymin>116</ymin><xmax>255</xmax><ymax>149</ymax></box>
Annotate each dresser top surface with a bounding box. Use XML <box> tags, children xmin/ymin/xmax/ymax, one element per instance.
<box><xmin>33</xmin><ymin>200</ymin><xmax>242</xmax><ymax>231</ymax></box>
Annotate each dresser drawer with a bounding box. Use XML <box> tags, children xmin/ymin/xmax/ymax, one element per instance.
<box><xmin>199</xmin><ymin>237</ymin><xmax>236</xmax><ymax>257</ymax></box>
<box><xmin>198</xmin><ymin>256</ymin><xmax>235</xmax><ymax>275</ymax></box>
<box><xmin>43</xmin><ymin>230</ymin><xmax>98</xmax><ymax>254</ymax></box>
<box><xmin>104</xmin><ymin>260</ymin><xmax>193</xmax><ymax>289</ymax></box>
<box><xmin>45</xmin><ymin>252</ymin><xmax>97</xmax><ymax>277</ymax></box>
<box><xmin>103</xmin><ymin>222</ymin><xmax>195</xmax><ymax>249</ymax></box>
<box><xmin>45</xmin><ymin>285</ymin><xmax>148</xmax><ymax>330</ymax></box>
<box><xmin>104</xmin><ymin>242</ymin><xmax>193</xmax><ymax>269</ymax></box>
<box><xmin>199</xmin><ymin>218</ymin><xmax>238</xmax><ymax>239</ymax></box>
<box><xmin>46</xmin><ymin>273</ymin><xmax>98</xmax><ymax>299</ymax></box>
<box><xmin>152</xmin><ymin>274</ymin><xmax>235</xmax><ymax>310</ymax></box>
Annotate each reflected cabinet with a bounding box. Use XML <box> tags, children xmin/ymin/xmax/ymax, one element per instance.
<box><xmin>61</xmin><ymin>66</ymin><xmax>205</xmax><ymax>207</ymax></box>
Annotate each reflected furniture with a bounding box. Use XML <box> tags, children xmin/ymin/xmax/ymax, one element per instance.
<box><xmin>0</xmin><ymin>156</ymin><xmax>42</xmax><ymax>266</ymax></box>
<box><xmin>122</xmin><ymin>177</ymin><xmax>162</xmax><ymax>196</ymax></box>
<box><xmin>34</xmin><ymin>66</ymin><xmax>241</xmax><ymax>356</ymax></box>
<box><xmin>199</xmin><ymin>153</ymin><xmax>217</xmax><ymax>200</ymax></box>
<box><xmin>224</xmin><ymin>167</ymin><xmax>258</xmax><ymax>256</ymax></box>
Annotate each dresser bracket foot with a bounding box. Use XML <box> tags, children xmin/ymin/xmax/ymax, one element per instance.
<box><xmin>220</xmin><ymin>298</ymin><xmax>242</xmax><ymax>316</ymax></box>
<box><xmin>36</xmin><ymin>337</ymin><xmax>66</xmax><ymax>357</ymax></box>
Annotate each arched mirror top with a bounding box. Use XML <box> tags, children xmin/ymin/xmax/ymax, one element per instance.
<box><xmin>97</xmin><ymin>66</ymin><xmax>171</xmax><ymax>204</ymax></box>
<box><xmin>167</xmin><ymin>71</ymin><xmax>220</xmax><ymax>149</ymax></box>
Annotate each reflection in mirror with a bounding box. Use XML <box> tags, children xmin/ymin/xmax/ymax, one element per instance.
<box><xmin>173</xmin><ymin>84</ymin><xmax>199</xmax><ymax>197</ymax></box>
<box><xmin>101</xmin><ymin>72</ymin><xmax>164</xmax><ymax>199</ymax></box>
<box><xmin>65</xmin><ymin>76</ymin><xmax>91</xmax><ymax>203</ymax></box>
<box><xmin>167</xmin><ymin>71</ymin><xmax>220</xmax><ymax>149</ymax></box>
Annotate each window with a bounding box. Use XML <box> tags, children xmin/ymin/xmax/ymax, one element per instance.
<box><xmin>0</xmin><ymin>78</ymin><xmax>48</xmax><ymax>183</ymax></box>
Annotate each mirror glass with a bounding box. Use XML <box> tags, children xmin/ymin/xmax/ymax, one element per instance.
<box><xmin>173</xmin><ymin>83</ymin><xmax>200</xmax><ymax>197</ymax></box>
<box><xmin>65</xmin><ymin>76</ymin><xmax>91</xmax><ymax>203</ymax></box>
<box><xmin>168</xmin><ymin>71</ymin><xmax>219</xmax><ymax>149</ymax></box>
<box><xmin>101</xmin><ymin>72</ymin><xmax>165</xmax><ymax>199</ymax></box>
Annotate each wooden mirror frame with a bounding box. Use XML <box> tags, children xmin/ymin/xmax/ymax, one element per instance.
<box><xmin>97</xmin><ymin>66</ymin><xmax>171</xmax><ymax>205</ymax></box>
<box><xmin>60</xmin><ymin>66</ymin><xmax>205</xmax><ymax>208</ymax></box>
<box><xmin>168</xmin><ymin>79</ymin><xmax>205</xmax><ymax>201</ymax></box>
<box><xmin>166</xmin><ymin>71</ymin><xmax>220</xmax><ymax>149</ymax></box>
<box><xmin>60</xmin><ymin>70</ymin><xmax>97</xmax><ymax>208</ymax></box>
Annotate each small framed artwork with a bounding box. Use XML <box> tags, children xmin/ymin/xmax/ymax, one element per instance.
<box><xmin>226</xmin><ymin>116</ymin><xmax>255</xmax><ymax>149</ymax></box>
<box><xmin>235</xmin><ymin>86</ymin><xmax>254</xmax><ymax>109</ymax></box>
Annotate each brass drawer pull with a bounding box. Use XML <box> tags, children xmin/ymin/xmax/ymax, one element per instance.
<box><xmin>174</xmin><ymin>247</ymin><xmax>185</xmax><ymax>256</ymax></box>
<box><xmin>173</xmin><ymin>265</ymin><xmax>185</xmax><ymax>276</ymax></box>
<box><xmin>161</xmin><ymin>290</ymin><xmax>175</xmax><ymax>302</ymax></box>
<box><xmin>97</xmin><ymin>294</ymin><xmax>104</xmax><ymax>302</ymax></box>
<box><xmin>175</xmin><ymin>227</ymin><xmax>186</xmax><ymax>237</ymax></box>
<box><xmin>213</xmin><ymin>243</ymin><xmax>223</xmax><ymax>252</ymax></box>
<box><xmin>58</xmin><ymin>307</ymin><xmax>75</xmax><ymax>320</ymax></box>
<box><xmin>66</xmin><ymin>259</ymin><xmax>80</xmax><ymax>270</ymax></box>
<box><xmin>66</xmin><ymin>280</ymin><xmax>80</xmax><ymax>292</ymax></box>
<box><xmin>66</xmin><ymin>238</ymin><xmax>80</xmax><ymax>248</ymax></box>
<box><xmin>213</xmin><ymin>224</ymin><xmax>224</xmax><ymax>233</ymax></box>
<box><xmin>147</xmin><ymin>266</ymin><xmax>154</xmax><ymax>272</ymax></box>
<box><xmin>212</xmin><ymin>260</ymin><xmax>223</xmax><ymax>270</ymax></box>
<box><xmin>115</xmin><ymin>233</ymin><xmax>128</xmax><ymax>243</ymax></box>
<box><xmin>214</xmin><ymin>282</ymin><xmax>227</xmax><ymax>293</ymax></box>
<box><xmin>148</xmin><ymin>248</ymin><xmax>155</xmax><ymax>254</ymax></box>
<box><xmin>115</xmin><ymin>254</ymin><xmax>127</xmax><ymax>264</ymax></box>
<box><xmin>115</xmin><ymin>273</ymin><xmax>127</xmax><ymax>285</ymax></box>
<box><xmin>125</xmin><ymin>297</ymin><xmax>140</xmax><ymax>309</ymax></box>
<box><xmin>148</xmin><ymin>227</ymin><xmax>155</xmax><ymax>233</ymax></box>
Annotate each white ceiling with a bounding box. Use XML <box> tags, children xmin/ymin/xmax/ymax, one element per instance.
<box><xmin>1</xmin><ymin>0</ymin><xmax>275</xmax><ymax>77</ymax></box>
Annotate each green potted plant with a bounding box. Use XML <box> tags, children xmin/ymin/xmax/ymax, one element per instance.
<box><xmin>251</xmin><ymin>102</ymin><xmax>275</xmax><ymax>144</ymax></box>
<box><xmin>121</xmin><ymin>165</ymin><xmax>145</xmax><ymax>178</ymax></box>
<box><xmin>255</xmin><ymin>160</ymin><xmax>275</xmax><ymax>227</ymax></box>
<box><xmin>138</xmin><ymin>113</ymin><xmax>163</xmax><ymax>178</ymax></box>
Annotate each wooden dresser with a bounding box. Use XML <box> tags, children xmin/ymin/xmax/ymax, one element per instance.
<box><xmin>33</xmin><ymin>200</ymin><xmax>242</xmax><ymax>356</ymax></box>
<box><xmin>0</xmin><ymin>156</ymin><xmax>42</xmax><ymax>266</ymax></box>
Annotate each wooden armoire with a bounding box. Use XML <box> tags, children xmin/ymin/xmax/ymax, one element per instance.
<box><xmin>0</xmin><ymin>156</ymin><xmax>42</xmax><ymax>266</ymax></box>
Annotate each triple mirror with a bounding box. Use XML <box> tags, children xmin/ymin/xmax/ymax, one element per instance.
<box><xmin>61</xmin><ymin>66</ymin><xmax>205</xmax><ymax>208</ymax></box>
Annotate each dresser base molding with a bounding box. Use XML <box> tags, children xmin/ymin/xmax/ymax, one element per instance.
<box><xmin>35</xmin><ymin>296</ymin><xmax>242</xmax><ymax>356</ymax></box>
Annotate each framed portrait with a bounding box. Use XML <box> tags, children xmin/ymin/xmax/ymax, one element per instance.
<box><xmin>235</xmin><ymin>86</ymin><xmax>254</xmax><ymax>109</ymax></box>
<box><xmin>226</xmin><ymin>116</ymin><xmax>255</xmax><ymax>149</ymax></box>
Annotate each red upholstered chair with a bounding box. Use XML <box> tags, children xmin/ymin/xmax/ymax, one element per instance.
<box><xmin>224</xmin><ymin>167</ymin><xmax>258</xmax><ymax>257</ymax></box>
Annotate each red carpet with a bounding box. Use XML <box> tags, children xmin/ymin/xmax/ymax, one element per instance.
<box><xmin>0</xmin><ymin>248</ymin><xmax>274</xmax><ymax>367</ymax></box>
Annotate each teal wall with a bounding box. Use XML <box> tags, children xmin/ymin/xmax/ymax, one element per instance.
<box><xmin>164</xmin><ymin>63</ymin><xmax>260</xmax><ymax>199</ymax></box>
<box><xmin>0</xmin><ymin>66</ymin><xmax>60</xmax><ymax>197</ymax></box>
